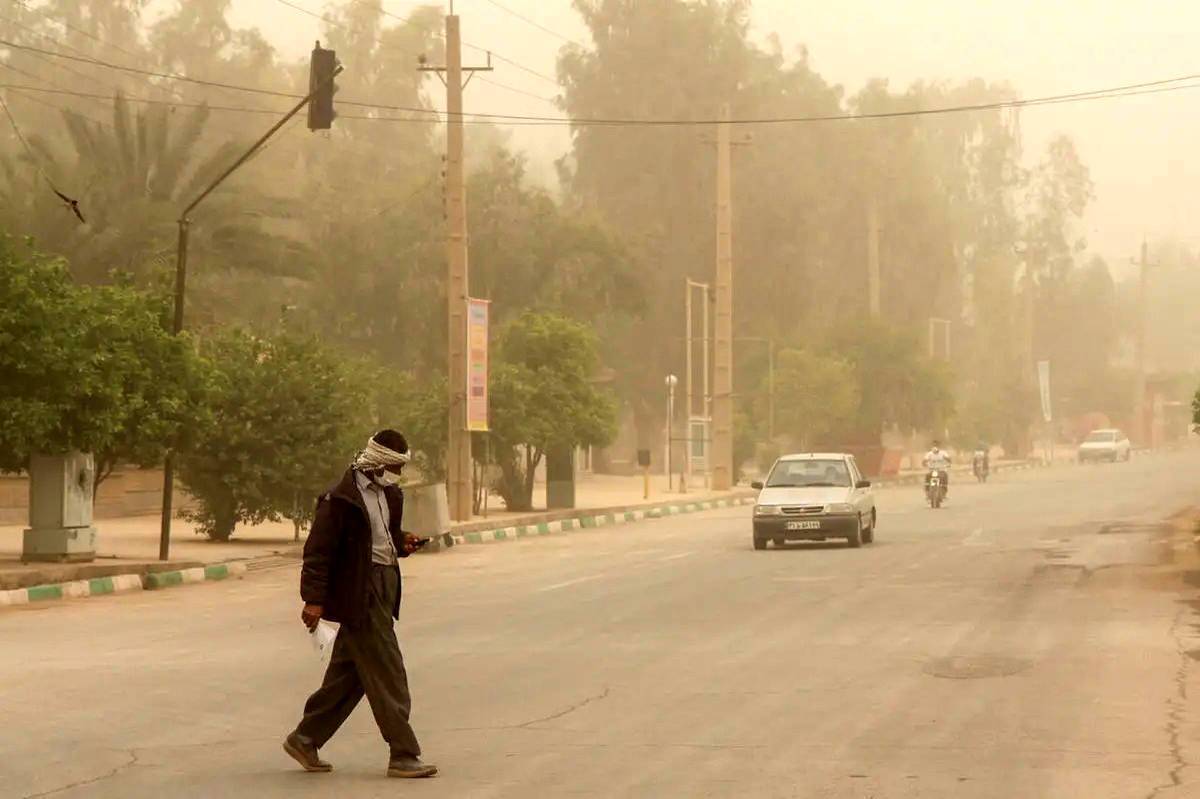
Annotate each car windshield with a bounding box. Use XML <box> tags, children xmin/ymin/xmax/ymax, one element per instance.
<box><xmin>766</xmin><ymin>459</ymin><xmax>851</xmax><ymax>488</ymax></box>
<box><xmin>1085</xmin><ymin>431</ymin><xmax>1117</xmax><ymax>443</ymax></box>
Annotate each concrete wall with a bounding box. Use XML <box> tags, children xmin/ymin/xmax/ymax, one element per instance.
<box><xmin>0</xmin><ymin>468</ymin><xmax>195</xmax><ymax>525</ymax></box>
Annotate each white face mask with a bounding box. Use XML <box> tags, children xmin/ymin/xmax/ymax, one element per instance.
<box><xmin>362</xmin><ymin>468</ymin><xmax>398</xmax><ymax>487</ymax></box>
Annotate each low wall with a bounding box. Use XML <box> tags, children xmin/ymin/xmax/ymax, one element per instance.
<box><xmin>0</xmin><ymin>468</ymin><xmax>195</xmax><ymax>525</ymax></box>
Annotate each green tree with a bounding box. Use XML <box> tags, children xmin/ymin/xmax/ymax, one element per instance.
<box><xmin>487</xmin><ymin>311</ymin><xmax>618</xmax><ymax>511</ymax></box>
<box><xmin>0</xmin><ymin>94</ymin><xmax>307</xmax><ymax>326</ymax></box>
<box><xmin>0</xmin><ymin>237</ymin><xmax>202</xmax><ymax>481</ymax></box>
<box><xmin>177</xmin><ymin>329</ymin><xmax>371</xmax><ymax>540</ymax></box>
<box><xmin>767</xmin><ymin>349</ymin><xmax>860</xmax><ymax>450</ymax></box>
<box><xmin>830</xmin><ymin>322</ymin><xmax>956</xmax><ymax>443</ymax></box>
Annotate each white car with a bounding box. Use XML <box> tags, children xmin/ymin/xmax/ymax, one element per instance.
<box><xmin>1078</xmin><ymin>429</ymin><xmax>1131</xmax><ymax>463</ymax></box>
<box><xmin>751</xmin><ymin>453</ymin><xmax>877</xmax><ymax>549</ymax></box>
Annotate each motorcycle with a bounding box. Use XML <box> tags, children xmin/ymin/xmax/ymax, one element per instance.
<box><xmin>972</xmin><ymin>450</ymin><xmax>989</xmax><ymax>483</ymax></box>
<box><xmin>925</xmin><ymin>470</ymin><xmax>947</xmax><ymax>508</ymax></box>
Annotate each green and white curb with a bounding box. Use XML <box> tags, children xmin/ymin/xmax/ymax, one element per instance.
<box><xmin>0</xmin><ymin>573</ymin><xmax>144</xmax><ymax>606</ymax></box>
<box><xmin>451</xmin><ymin>495</ymin><xmax>757</xmax><ymax>546</ymax></box>
<box><xmin>143</xmin><ymin>562</ymin><xmax>247</xmax><ymax>589</ymax></box>
<box><xmin>0</xmin><ymin>562</ymin><xmax>247</xmax><ymax>606</ymax></box>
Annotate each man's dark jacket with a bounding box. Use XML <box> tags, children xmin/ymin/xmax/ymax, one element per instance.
<box><xmin>300</xmin><ymin>468</ymin><xmax>409</xmax><ymax>629</ymax></box>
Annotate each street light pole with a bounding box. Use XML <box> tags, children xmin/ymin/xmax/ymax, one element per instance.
<box><xmin>665</xmin><ymin>374</ymin><xmax>678</xmax><ymax>492</ymax></box>
<box><xmin>157</xmin><ymin>62</ymin><xmax>343</xmax><ymax>561</ymax></box>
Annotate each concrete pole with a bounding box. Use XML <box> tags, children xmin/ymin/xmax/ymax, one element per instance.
<box><xmin>767</xmin><ymin>339</ymin><xmax>775</xmax><ymax>441</ymax></box>
<box><xmin>711</xmin><ymin>104</ymin><xmax>734</xmax><ymax>490</ymax></box>
<box><xmin>445</xmin><ymin>14</ymin><xmax>472</xmax><ymax>520</ymax></box>
<box><xmin>664</xmin><ymin>376</ymin><xmax>677</xmax><ymax>491</ymax></box>
<box><xmin>1133</xmin><ymin>239</ymin><xmax>1149</xmax><ymax>446</ymax></box>
<box><xmin>867</xmin><ymin>196</ymin><xmax>881</xmax><ymax>317</ymax></box>
<box><xmin>684</xmin><ymin>281</ymin><xmax>694</xmax><ymax>486</ymax></box>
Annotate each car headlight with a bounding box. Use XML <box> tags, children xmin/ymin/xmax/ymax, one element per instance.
<box><xmin>826</xmin><ymin>503</ymin><xmax>855</xmax><ymax>514</ymax></box>
<box><xmin>754</xmin><ymin>505</ymin><xmax>781</xmax><ymax>516</ymax></box>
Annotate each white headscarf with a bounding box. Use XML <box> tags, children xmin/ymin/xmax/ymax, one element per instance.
<box><xmin>353</xmin><ymin>435</ymin><xmax>411</xmax><ymax>472</ymax></box>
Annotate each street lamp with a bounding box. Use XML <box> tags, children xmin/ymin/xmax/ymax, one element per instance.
<box><xmin>665</xmin><ymin>374</ymin><xmax>678</xmax><ymax>491</ymax></box>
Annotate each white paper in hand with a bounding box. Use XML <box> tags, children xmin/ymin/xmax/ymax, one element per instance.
<box><xmin>309</xmin><ymin>620</ymin><xmax>337</xmax><ymax>663</ymax></box>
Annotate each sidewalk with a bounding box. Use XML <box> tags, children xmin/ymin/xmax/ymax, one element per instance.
<box><xmin>1</xmin><ymin>460</ymin><xmax>1057</xmax><ymax>598</ymax></box>
<box><xmin>0</xmin><ymin>473</ymin><xmax>748</xmax><ymax>591</ymax></box>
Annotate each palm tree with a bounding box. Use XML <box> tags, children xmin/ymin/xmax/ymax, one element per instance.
<box><xmin>0</xmin><ymin>93</ymin><xmax>309</xmax><ymax>323</ymax></box>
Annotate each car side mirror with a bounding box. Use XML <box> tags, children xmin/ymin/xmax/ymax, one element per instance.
<box><xmin>751</xmin><ymin>481</ymin><xmax>764</xmax><ymax>490</ymax></box>
<box><xmin>856</xmin><ymin>479</ymin><xmax>871</xmax><ymax>489</ymax></box>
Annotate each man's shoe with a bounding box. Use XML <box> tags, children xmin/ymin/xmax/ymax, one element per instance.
<box><xmin>283</xmin><ymin>733</ymin><xmax>333</xmax><ymax>773</ymax></box>
<box><xmin>387</xmin><ymin>755</ymin><xmax>438</xmax><ymax>778</ymax></box>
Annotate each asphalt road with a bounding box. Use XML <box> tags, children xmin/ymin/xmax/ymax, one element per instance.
<box><xmin>2</xmin><ymin>451</ymin><xmax>1199</xmax><ymax>799</ymax></box>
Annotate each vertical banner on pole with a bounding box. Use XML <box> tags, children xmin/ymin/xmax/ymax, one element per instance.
<box><xmin>466</xmin><ymin>298</ymin><xmax>489</xmax><ymax>432</ymax></box>
<box><xmin>1037</xmin><ymin>360</ymin><xmax>1052</xmax><ymax>423</ymax></box>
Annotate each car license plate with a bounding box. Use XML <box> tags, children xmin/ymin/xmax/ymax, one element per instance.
<box><xmin>786</xmin><ymin>520</ymin><xmax>821</xmax><ymax>531</ymax></box>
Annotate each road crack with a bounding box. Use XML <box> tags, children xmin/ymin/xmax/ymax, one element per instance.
<box><xmin>516</xmin><ymin>686</ymin><xmax>611</xmax><ymax>729</ymax></box>
<box><xmin>1144</xmin><ymin>605</ymin><xmax>1190</xmax><ymax>799</ymax></box>
<box><xmin>22</xmin><ymin>750</ymin><xmax>139</xmax><ymax>799</ymax></box>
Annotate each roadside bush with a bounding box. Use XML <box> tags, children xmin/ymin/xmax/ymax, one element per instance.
<box><xmin>0</xmin><ymin>237</ymin><xmax>204</xmax><ymax>481</ymax></box>
<box><xmin>487</xmin><ymin>311</ymin><xmax>617</xmax><ymax>511</ymax></box>
<box><xmin>177</xmin><ymin>329</ymin><xmax>369</xmax><ymax>541</ymax></box>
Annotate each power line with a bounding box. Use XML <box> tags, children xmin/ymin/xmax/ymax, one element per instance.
<box><xmin>275</xmin><ymin>0</ymin><xmax>562</xmax><ymax>96</ymax></box>
<box><xmin>0</xmin><ymin>57</ymin><xmax>112</xmax><ymax>125</ymax></box>
<box><xmin>354</xmin><ymin>0</ymin><xmax>561</xmax><ymax>82</ymax></box>
<box><xmin>4</xmin><ymin>0</ymin><xmax>143</xmax><ymax>61</ymax></box>
<box><xmin>0</xmin><ymin>89</ymin><xmax>84</xmax><ymax>221</ymax></box>
<box><xmin>480</xmin><ymin>0</ymin><xmax>584</xmax><ymax>47</ymax></box>
<box><xmin>0</xmin><ymin>14</ymin><xmax>120</xmax><ymax>98</ymax></box>
<box><xmin>476</xmin><ymin>75</ymin><xmax>556</xmax><ymax>103</ymax></box>
<box><xmin>2</xmin><ymin>70</ymin><xmax>1197</xmax><ymax>128</ymax></box>
<box><xmin>0</xmin><ymin>2</ymin><xmax>285</xmax><ymax>131</ymax></box>
<box><xmin>0</xmin><ymin>37</ymin><xmax>300</xmax><ymax>101</ymax></box>
<box><xmin>482</xmin><ymin>50</ymin><xmax>557</xmax><ymax>86</ymax></box>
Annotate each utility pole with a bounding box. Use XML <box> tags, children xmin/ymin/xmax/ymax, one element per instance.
<box><xmin>419</xmin><ymin>13</ymin><xmax>492</xmax><ymax>521</ymax></box>
<box><xmin>1132</xmin><ymin>239</ymin><xmax>1155</xmax><ymax>447</ymax></box>
<box><xmin>712</xmin><ymin>104</ymin><xmax>736</xmax><ymax>490</ymax></box>
<box><xmin>867</xmin><ymin>196</ymin><xmax>881</xmax><ymax>317</ymax></box>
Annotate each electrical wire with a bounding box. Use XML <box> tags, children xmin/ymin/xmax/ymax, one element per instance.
<box><xmin>480</xmin><ymin>0</ymin><xmax>585</xmax><ymax>47</ymax></box>
<box><xmin>0</xmin><ymin>58</ymin><xmax>112</xmax><ymax>126</ymax></box>
<box><xmin>0</xmin><ymin>37</ymin><xmax>300</xmax><ymax>100</ymax></box>
<box><xmin>4</xmin><ymin>0</ymin><xmax>143</xmax><ymax>61</ymax></box>
<box><xmin>0</xmin><ymin>14</ymin><xmax>119</xmax><ymax>98</ymax></box>
<box><xmin>0</xmin><ymin>89</ymin><xmax>84</xmax><ymax>220</ymax></box>
<box><xmin>3</xmin><ymin>77</ymin><xmax>1198</xmax><ymax>128</ymax></box>
<box><xmin>276</xmin><ymin>0</ymin><xmax>562</xmax><ymax>95</ymax></box>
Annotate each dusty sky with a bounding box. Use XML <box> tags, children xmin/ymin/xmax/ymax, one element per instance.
<box><xmin>228</xmin><ymin>0</ymin><xmax>1200</xmax><ymax>269</ymax></box>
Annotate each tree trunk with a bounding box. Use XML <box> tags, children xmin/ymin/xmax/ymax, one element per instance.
<box><xmin>206</xmin><ymin>494</ymin><xmax>238</xmax><ymax>542</ymax></box>
<box><xmin>93</xmin><ymin>455</ymin><xmax>117</xmax><ymax>495</ymax></box>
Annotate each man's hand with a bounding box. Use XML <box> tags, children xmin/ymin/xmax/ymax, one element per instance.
<box><xmin>301</xmin><ymin>603</ymin><xmax>323</xmax><ymax>631</ymax></box>
<box><xmin>402</xmin><ymin>533</ymin><xmax>429</xmax><ymax>554</ymax></box>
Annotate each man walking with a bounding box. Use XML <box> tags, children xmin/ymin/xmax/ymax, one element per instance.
<box><xmin>284</xmin><ymin>429</ymin><xmax>438</xmax><ymax>779</ymax></box>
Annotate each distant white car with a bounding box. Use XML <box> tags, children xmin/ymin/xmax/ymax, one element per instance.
<box><xmin>1078</xmin><ymin>428</ymin><xmax>1131</xmax><ymax>463</ymax></box>
<box><xmin>751</xmin><ymin>453</ymin><xmax>876</xmax><ymax>549</ymax></box>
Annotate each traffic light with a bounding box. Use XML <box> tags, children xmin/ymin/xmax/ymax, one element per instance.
<box><xmin>307</xmin><ymin>42</ymin><xmax>338</xmax><ymax>130</ymax></box>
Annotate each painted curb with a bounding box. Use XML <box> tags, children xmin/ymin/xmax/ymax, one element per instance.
<box><xmin>143</xmin><ymin>561</ymin><xmax>248</xmax><ymax>590</ymax></box>
<box><xmin>448</xmin><ymin>495</ymin><xmax>757</xmax><ymax>546</ymax></box>
<box><xmin>0</xmin><ymin>561</ymin><xmax>248</xmax><ymax>606</ymax></box>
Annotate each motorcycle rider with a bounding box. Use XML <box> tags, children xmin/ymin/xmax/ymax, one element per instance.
<box><xmin>923</xmin><ymin>440</ymin><xmax>952</xmax><ymax>498</ymax></box>
<box><xmin>972</xmin><ymin>440</ymin><xmax>989</xmax><ymax>480</ymax></box>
